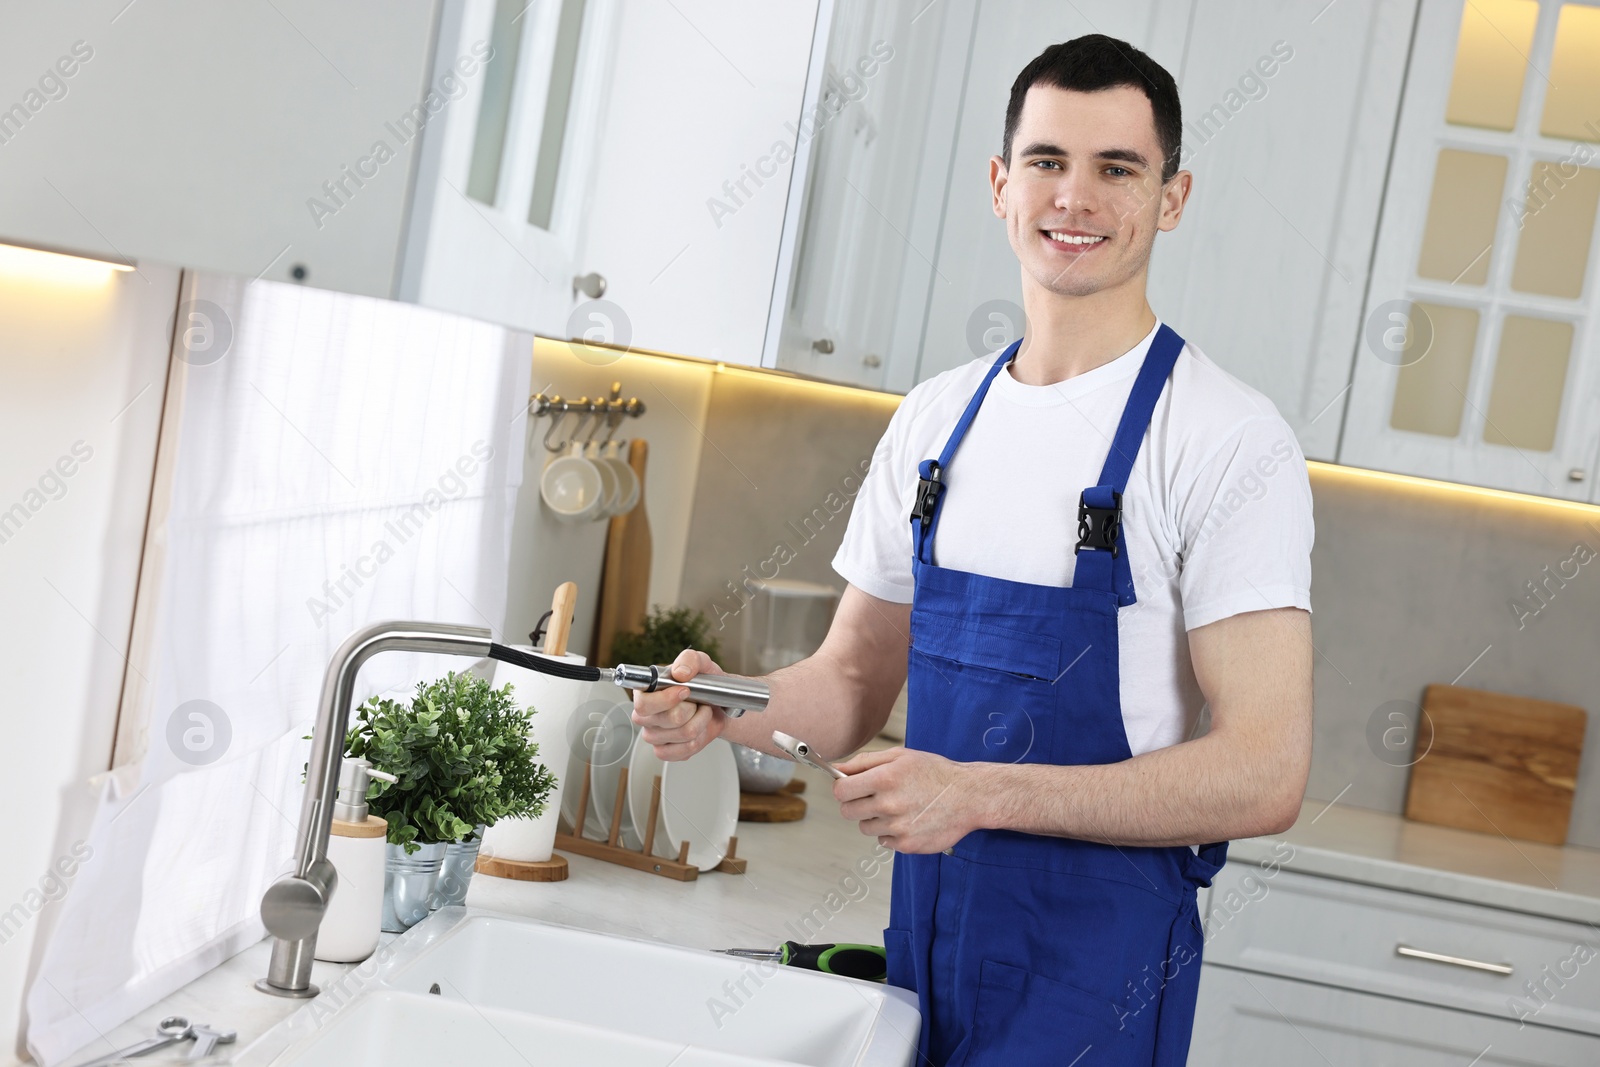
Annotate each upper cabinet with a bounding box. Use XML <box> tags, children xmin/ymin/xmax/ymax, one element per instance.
<box><xmin>573</xmin><ymin>0</ymin><xmax>821</xmax><ymax>366</ymax></box>
<box><xmin>1149</xmin><ymin>0</ymin><xmax>1418</xmax><ymax>463</ymax></box>
<box><xmin>777</xmin><ymin>0</ymin><xmax>1600</xmax><ymax>504</ymax></box>
<box><xmin>397</xmin><ymin>0</ymin><xmax>618</xmax><ymax>342</ymax></box>
<box><xmin>1341</xmin><ymin>0</ymin><xmax>1600</xmax><ymax>501</ymax></box>
<box><xmin>0</xmin><ymin>1</ymin><xmax>438</xmax><ymax>299</ymax></box>
<box><xmin>770</xmin><ymin>0</ymin><xmax>1417</xmax><ymax>465</ymax></box>
<box><xmin>390</xmin><ymin>0</ymin><xmax>824</xmax><ymax>361</ymax></box>
<box><xmin>765</xmin><ymin>0</ymin><xmax>963</xmax><ymax>391</ymax></box>
<box><xmin>6</xmin><ymin>0</ymin><xmax>1597</xmax><ymax>500</ymax></box>
<box><xmin>0</xmin><ymin>0</ymin><xmax>821</xmax><ymax>364</ymax></box>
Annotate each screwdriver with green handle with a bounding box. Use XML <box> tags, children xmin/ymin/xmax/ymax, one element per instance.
<box><xmin>717</xmin><ymin>941</ymin><xmax>887</xmax><ymax>982</ymax></box>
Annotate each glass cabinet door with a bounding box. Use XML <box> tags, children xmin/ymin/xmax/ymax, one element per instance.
<box><xmin>1342</xmin><ymin>0</ymin><xmax>1600</xmax><ymax>500</ymax></box>
<box><xmin>397</xmin><ymin>0</ymin><xmax>613</xmax><ymax>338</ymax></box>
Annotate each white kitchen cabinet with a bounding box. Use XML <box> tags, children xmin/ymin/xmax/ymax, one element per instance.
<box><xmin>1204</xmin><ymin>864</ymin><xmax>1600</xmax><ymax>1036</ymax></box>
<box><xmin>768</xmin><ymin>0</ymin><xmax>970</xmax><ymax>390</ymax></box>
<box><xmin>405</xmin><ymin>0</ymin><xmax>826</xmax><ymax>359</ymax></box>
<box><xmin>1340</xmin><ymin>0</ymin><xmax>1600</xmax><ymax>500</ymax></box>
<box><xmin>0</xmin><ymin>0</ymin><xmax>606</xmax><ymax>335</ymax></box>
<box><xmin>1146</xmin><ymin>0</ymin><xmax>1419</xmax><ymax>462</ymax></box>
<box><xmin>397</xmin><ymin>0</ymin><xmax>621</xmax><ymax>337</ymax></box>
<box><xmin>0</xmin><ymin>0</ymin><xmax>438</xmax><ymax>299</ymax></box>
<box><xmin>1191</xmin><ymin>966</ymin><xmax>1600</xmax><ymax>1066</ymax></box>
<box><xmin>0</xmin><ymin>2</ymin><xmax>824</xmax><ymax>358</ymax></box>
<box><xmin>1190</xmin><ymin>860</ymin><xmax>1600</xmax><ymax>1064</ymax></box>
<box><xmin>571</xmin><ymin>0</ymin><xmax>822</xmax><ymax>367</ymax></box>
<box><xmin>413</xmin><ymin>0</ymin><xmax>825</xmax><ymax>360</ymax></box>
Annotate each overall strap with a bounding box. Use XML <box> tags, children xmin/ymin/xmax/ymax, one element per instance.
<box><xmin>1184</xmin><ymin>840</ymin><xmax>1230</xmax><ymax>887</ymax></box>
<box><xmin>1072</xmin><ymin>323</ymin><xmax>1187</xmax><ymax>604</ymax></box>
<box><xmin>910</xmin><ymin>339</ymin><xmax>1022</xmax><ymax>566</ymax></box>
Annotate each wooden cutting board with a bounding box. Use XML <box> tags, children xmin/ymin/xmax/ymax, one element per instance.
<box><xmin>1403</xmin><ymin>684</ymin><xmax>1587</xmax><ymax>845</ymax></box>
<box><xmin>592</xmin><ymin>438</ymin><xmax>651</xmax><ymax>667</ymax></box>
<box><xmin>738</xmin><ymin>777</ymin><xmax>808</xmax><ymax>822</ymax></box>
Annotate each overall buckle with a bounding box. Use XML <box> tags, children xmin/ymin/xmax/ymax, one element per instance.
<box><xmin>911</xmin><ymin>461</ymin><xmax>943</xmax><ymax>528</ymax></box>
<box><xmin>1075</xmin><ymin>490</ymin><xmax>1122</xmax><ymax>557</ymax></box>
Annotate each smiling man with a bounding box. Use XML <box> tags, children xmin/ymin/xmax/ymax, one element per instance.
<box><xmin>632</xmin><ymin>34</ymin><xmax>1314</xmax><ymax>1066</ymax></box>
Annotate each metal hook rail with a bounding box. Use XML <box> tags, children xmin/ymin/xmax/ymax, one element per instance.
<box><xmin>531</xmin><ymin>382</ymin><xmax>646</xmax><ymax>452</ymax></box>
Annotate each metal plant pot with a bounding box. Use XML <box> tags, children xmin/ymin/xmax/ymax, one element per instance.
<box><xmin>381</xmin><ymin>841</ymin><xmax>446</xmax><ymax>932</ymax></box>
<box><xmin>431</xmin><ymin>824</ymin><xmax>487</xmax><ymax>910</ymax></box>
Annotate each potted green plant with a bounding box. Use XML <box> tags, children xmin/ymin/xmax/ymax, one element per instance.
<box><xmin>606</xmin><ymin>604</ymin><xmax>723</xmax><ymax>667</ymax></box>
<box><xmin>345</xmin><ymin>671</ymin><xmax>555</xmax><ymax>929</ymax></box>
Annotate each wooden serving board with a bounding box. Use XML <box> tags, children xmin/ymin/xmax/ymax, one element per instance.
<box><xmin>739</xmin><ymin>792</ymin><xmax>806</xmax><ymax>822</ymax></box>
<box><xmin>1404</xmin><ymin>684</ymin><xmax>1587</xmax><ymax>845</ymax></box>
<box><xmin>477</xmin><ymin>854</ymin><xmax>569</xmax><ymax>882</ymax></box>
<box><xmin>593</xmin><ymin>439</ymin><xmax>650</xmax><ymax>666</ymax></box>
<box><xmin>738</xmin><ymin>777</ymin><xmax>808</xmax><ymax>822</ymax></box>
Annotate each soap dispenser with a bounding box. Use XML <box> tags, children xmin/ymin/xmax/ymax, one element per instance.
<box><xmin>314</xmin><ymin>757</ymin><xmax>395</xmax><ymax>963</ymax></box>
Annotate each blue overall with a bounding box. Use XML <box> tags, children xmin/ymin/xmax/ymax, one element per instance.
<box><xmin>885</xmin><ymin>323</ymin><xmax>1228</xmax><ymax>1066</ymax></box>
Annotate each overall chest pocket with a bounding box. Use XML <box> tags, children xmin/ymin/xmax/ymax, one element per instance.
<box><xmin>909</xmin><ymin>610</ymin><xmax>1062</xmax><ymax>681</ymax></box>
<box><xmin>907</xmin><ymin>610</ymin><xmax>1062</xmax><ymax>764</ymax></box>
<box><xmin>909</xmin><ymin>605</ymin><xmax>1132</xmax><ymax>767</ymax></box>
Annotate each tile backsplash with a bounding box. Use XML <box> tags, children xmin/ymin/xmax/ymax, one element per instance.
<box><xmin>677</xmin><ymin>366</ymin><xmax>897</xmax><ymax>675</ymax></box>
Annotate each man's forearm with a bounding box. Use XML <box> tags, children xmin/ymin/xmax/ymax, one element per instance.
<box><xmin>955</xmin><ymin>608</ymin><xmax>1314</xmax><ymax>847</ymax></box>
<box><xmin>959</xmin><ymin>731</ymin><xmax>1305</xmax><ymax>847</ymax></box>
<box><xmin>720</xmin><ymin>648</ymin><xmax>896</xmax><ymax>761</ymax></box>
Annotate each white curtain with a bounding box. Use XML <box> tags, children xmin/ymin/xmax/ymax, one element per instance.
<box><xmin>25</xmin><ymin>274</ymin><xmax>531</xmax><ymax>1065</ymax></box>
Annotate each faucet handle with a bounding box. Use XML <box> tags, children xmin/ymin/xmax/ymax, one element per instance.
<box><xmin>260</xmin><ymin>857</ymin><xmax>337</xmax><ymax>941</ymax></box>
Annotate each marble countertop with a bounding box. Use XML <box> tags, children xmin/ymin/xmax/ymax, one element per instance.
<box><xmin>1229</xmin><ymin>796</ymin><xmax>1600</xmax><ymax>926</ymax></box>
<box><xmin>52</xmin><ymin>781</ymin><xmax>1600</xmax><ymax>1063</ymax></box>
<box><xmin>54</xmin><ymin>763</ymin><xmax>884</xmax><ymax>1066</ymax></box>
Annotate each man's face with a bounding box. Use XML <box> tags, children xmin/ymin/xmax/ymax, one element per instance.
<box><xmin>991</xmin><ymin>84</ymin><xmax>1187</xmax><ymax>298</ymax></box>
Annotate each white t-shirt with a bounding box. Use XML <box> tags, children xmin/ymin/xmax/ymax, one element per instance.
<box><xmin>832</xmin><ymin>318</ymin><xmax>1314</xmax><ymax>758</ymax></box>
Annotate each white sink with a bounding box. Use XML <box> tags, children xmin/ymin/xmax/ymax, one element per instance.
<box><xmin>236</xmin><ymin>908</ymin><xmax>920</xmax><ymax>1067</ymax></box>
<box><xmin>257</xmin><ymin>991</ymin><xmax>795</xmax><ymax>1066</ymax></box>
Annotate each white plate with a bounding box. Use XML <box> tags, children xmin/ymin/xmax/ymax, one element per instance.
<box><xmin>659</xmin><ymin>739</ymin><xmax>740</xmax><ymax>872</ymax></box>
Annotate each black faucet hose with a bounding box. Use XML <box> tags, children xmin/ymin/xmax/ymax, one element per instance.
<box><xmin>487</xmin><ymin>642</ymin><xmax>604</xmax><ymax>682</ymax></box>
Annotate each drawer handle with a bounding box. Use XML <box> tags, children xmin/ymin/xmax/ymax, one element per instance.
<box><xmin>1395</xmin><ymin>944</ymin><xmax>1513</xmax><ymax>976</ymax></box>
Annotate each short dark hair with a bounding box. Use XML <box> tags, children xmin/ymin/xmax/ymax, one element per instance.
<box><xmin>1003</xmin><ymin>35</ymin><xmax>1183</xmax><ymax>182</ymax></box>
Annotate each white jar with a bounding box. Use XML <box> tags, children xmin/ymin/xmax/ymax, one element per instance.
<box><xmin>315</xmin><ymin>758</ymin><xmax>393</xmax><ymax>963</ymax></box>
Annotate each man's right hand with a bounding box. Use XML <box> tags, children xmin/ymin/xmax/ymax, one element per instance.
<box><xmin>629</xmin><ymin>647</ymin><xmax>728</xmax><ymax>761</ymax></box>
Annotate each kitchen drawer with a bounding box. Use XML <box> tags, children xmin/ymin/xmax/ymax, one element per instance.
<box><xmin>1202</xmin><ymin>864</ymin><xmax>1600</xmax><ymax>1036</ymax></box>
<box><xmin>1190</xmin><ymin>964</ymin><xmax>1600</xmax><ymax>1066</ymax></box>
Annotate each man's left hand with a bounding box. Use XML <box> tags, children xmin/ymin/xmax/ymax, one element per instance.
<box><xmin>832</xmin><ymin>747</ymin><xmax>980</xmax><ymax>853</ymax></box>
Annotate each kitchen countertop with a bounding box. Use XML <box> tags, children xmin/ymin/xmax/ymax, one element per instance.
<box><xmin>54</xmin><ymin>762</ymin><xmax>884</xmax><ymax>1066</ymax></box>
<box><xmin>1228</xmin><ymin>796</ymin><xmax>1600</xmax><ymax>926</ymax></box>
<box><xmin>53</xmin><ymin>782</ymin><xmax>1600</xmax><ymax>1064</ymax></box>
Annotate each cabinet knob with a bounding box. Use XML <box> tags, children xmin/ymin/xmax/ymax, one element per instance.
<box><xmin>1569</xmin><ymin>468</ymin><xmax>1586</xmax><ymax>482</ymax></box>
<box><xmin>862</xmin><ymin>353</ymin><xmax>882</xmax><ymax>368</ymax></box>
<box><xmin>572</xmin><ymin>272</ymin><xmax>607</xmax><ymax>300</ymax></box>
<box><xmin>812</xmin><ymin>338</ymin><xmax>835</xmax><ymax>354</ymax></box>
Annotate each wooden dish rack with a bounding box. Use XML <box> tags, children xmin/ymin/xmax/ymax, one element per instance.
<box><xmin>553</xmin><ymin>753</ymin><xmax>747</xmax><ymax>881</ymax></box>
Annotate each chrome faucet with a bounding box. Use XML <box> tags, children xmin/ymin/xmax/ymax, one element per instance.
<box><xmin>256</xmin><ymin>621</ymin><xmax>499</xmax><ymax>997</ymax></box>
<box><xmin>255</xmin><ymin>618</ymin><xmax>770</xmax><ymax>997</ymax></box>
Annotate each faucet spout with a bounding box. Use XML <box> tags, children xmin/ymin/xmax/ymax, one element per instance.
<box><xmin>256</xmin><ymin>621</ymin><xmax>494</xmax><ymax>997</ymax></box>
